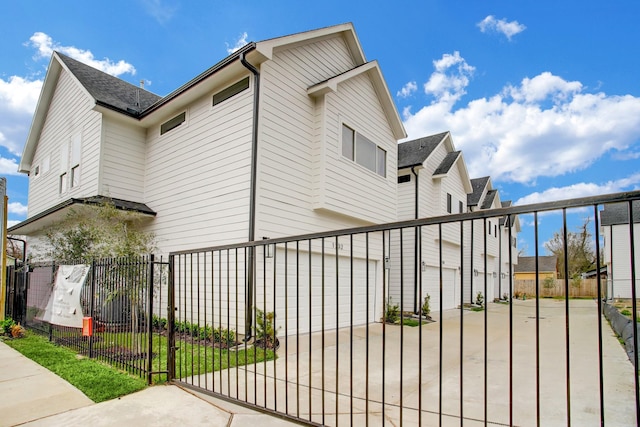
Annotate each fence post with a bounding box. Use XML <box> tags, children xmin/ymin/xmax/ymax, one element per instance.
<box><xmin>88</xmin><ymin>260</ymin><xmax>96</xmax><ymax>358</ymax></box>
<box><xmin>147</xmin><ymin>254</ymin><xmax>154</xmax><ymax>385</ymax></box>
<box><xmin>167</xmin><ymin>254</ymin><xmax>175</xmax><ymax>381</ymax></box>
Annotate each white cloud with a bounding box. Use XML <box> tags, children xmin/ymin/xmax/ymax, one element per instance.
<box><xmin>0</xmin><ymin>156</ymin><xmax>21</xmax><ymax>174</ymax></box>
<box><xmin>0</xmin><ymin>33</ymin><xmax>137</xmax><ymax>156</ymax></box>
<box><xmin>140</xmin><ymin>0</ymin><xmax>178</xmax><ymax>24</ymax></box>
<box><xmin>226</xmin><ymin>32</ymin><xmax>249</xmax><ymax>55</ymax></box>
<box><xmin>7</xmin><ymin>220</ymin><xmax>22</xmax><ymax>228</ymax></box>
<box><xmin>28</xmin><ymin>32</ymin><xmax>136</xmax><ymax>76</ymax></box>
<box><xmin>0</xmin><ymin>75</ymin><xmax>43</xmax><ymax>114</ymax></box>
<box><xmin>397</xmin><ymin>81</ymin><xmax>417</xmax><ymax>98</ymax></box>
<box><xmin>423</xmin><ymin>52</ymin><xmax>475</xmax><ymax>105</ymax></box>
<box><xmin>402</xmin><ymin>52</ymin><xmax>640</xmax><ymax>184</ymax></box>
<box><xmin>515</xmin><ymin>173</ymin><xmax>640</xmax><ymax>206</ymax></box>
<box><xmin>8</xmin><ymin>201</ymin><xmax>28</xmax><ymax>216</ymax></box>
<box><xmin>477</xmin><ymin>15</ymin><xmax>526</xmax><ymax>40</ymax></box>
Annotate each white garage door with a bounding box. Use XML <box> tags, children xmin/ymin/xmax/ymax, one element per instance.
<box><xmin>258</xmin><ymin>249</ymin><xmax>380</xmax><ymax>336</ymax></box>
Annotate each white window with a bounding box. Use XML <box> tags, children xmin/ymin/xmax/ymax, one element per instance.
<box><xmin>71</xmin><ymin>165</ymin><xmax>80</xmax><ymax>188</ymax></box>
<box><xmin>342</xmin><ymin>124</ymin><xmax>386</xmax><ymax>177</ymax></box>
<box><xmin>70</xmin><ymin>134</ymin><xmax>81</xmax><ymax>188</ymax></box>
<box><xmin>59</xmin><ymin>173</ymin><xmax>67</xmax><ymax>194</ymax></box>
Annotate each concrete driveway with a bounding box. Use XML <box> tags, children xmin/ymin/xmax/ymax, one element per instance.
<box><xmin>184</xmin><ymin>299</ymin><xmax>637</xmax><ymax>426</ymax></box>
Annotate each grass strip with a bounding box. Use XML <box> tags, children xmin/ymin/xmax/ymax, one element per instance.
<box><xmin>2</xmin><ymin>332</ymin><xmax>147</xmax><ymax>402</ymax></box>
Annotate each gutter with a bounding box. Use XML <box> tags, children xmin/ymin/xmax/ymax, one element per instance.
<box><xmin>411</xmin><ymin>167</ymin><xmax>419</xmax><ymax>313</ymax></box>
<box><xmin>240</xmin><ymin>52</ymin><xmax>261</xmax><ymax>340</ymax></box>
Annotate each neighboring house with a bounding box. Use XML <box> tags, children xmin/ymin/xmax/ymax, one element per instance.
<box><xmin>9</xmin><ymin>23</ymin><xmax>406</xmax><ymax>335</ymax></box>
<box><xmin>600</xmin><ymin>201</ymin><xmax>640</xmax><ymax>299</ymax></box>
<box><xmin>514</xmin><ymin>256</ymin><xmax>557</xmax><ymax>281</ymax></box>
<box><xmin>465</xmin><ymin>178</ymin><xmax>519</xmax><ymax>304</ymax></box>
<box><xmin>498</xmin><ymin>200</ymin><xmax>520</xmax><ymax>297</ymax></box>
<box><xmin>390</xmin><ymin>132</ymin><xmax>472</xmax><ymax>313</ymax></box>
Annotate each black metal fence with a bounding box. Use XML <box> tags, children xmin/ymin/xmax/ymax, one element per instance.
<box><xmin>5</xmin><ymin>191</ymin><xmax>640</xmax><ymax>425</ymax></box>
<box><xmin>168</xmin><ymin>191</ymin><xmax>640</xmax><ymax>426</ymax></box>
<box><xmin>6</xmin><ymin>256</ymin><xmax>170</xmax><ymax>384</ymax></box>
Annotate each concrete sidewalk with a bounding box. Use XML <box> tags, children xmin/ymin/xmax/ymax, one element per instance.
<box><xmin>0</xmin><ymin>341</ymin><xmax>297</xmax><ymax>427</ymax></box>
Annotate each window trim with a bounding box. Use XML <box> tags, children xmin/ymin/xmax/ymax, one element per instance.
<box><xmin>160</xmin><ymin>111</ymin><xmax>186</xmax><ymax>135</ymax></box>
<box><xmin>213</xmin><ymin>77</ymin><xmax>250</xmax><ymax>107</ymax></box>
<box><xmin>341</xmin><ymin>123</ymin><xmax>386</xmax><ymax>178</ymax></box>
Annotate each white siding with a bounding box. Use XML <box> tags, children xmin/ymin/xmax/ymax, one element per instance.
<box><xmin>100</xmin><ymin>117</ymin><xmax>146</xmax><ymax>201</ymax></box>
<box><xmin>605</xmin><ymin>223</ymin><xmax>640</xmax><ymax>298</ymax></box>
<box><xmin>144</xmin><ymin>78</ymin><xmax>254</xmax><ymax>254</ymax></box>
<box><xmin>255</xmin><ymin>34</ymin><xmax>397</xmax><ymax>241</ymax></box>
<box><xmin>27</xmin><ymin>69</ymin><xmax>101</xmax><ymax>217</ymax></box>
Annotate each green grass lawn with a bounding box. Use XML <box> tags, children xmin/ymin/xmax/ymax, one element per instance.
<box><xmin>2</xmin><ymin>332</ymin><xmax>147</xmax><ymax>402</ymax></box>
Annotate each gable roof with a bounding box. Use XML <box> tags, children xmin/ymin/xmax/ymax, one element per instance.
<box><xmin>600</xmin><ymin>201</ymin><xmax>640</xmax><ymax>226</ymax></box>
<box><xmin>515</xmin><ymin>256</ymin><xmax>557</xmax><ymax>273</ymax></box>
<box><xmin>468</xmin><ymin>176</ymin><xmax>490</xmax><ymax>207</ymax></box>
<box><xmin>481</xmin><ymin>189</ymin><xmax>498</xmax><ymax>209</ymax></box>
<box><xmin>57</xmin><ymin>53</ymin><xmax>162</xmax><ymax>115</ymax></box>
<box><xmin>20</xmin><ymin>22</ymin><xmax>405</xmax><ymax>173</ymax></box>
<box><xmin>307</xmin><ymin>61</ymin><xmax>406</xmax><ymax>140</ymax></box>
<box><xmin>433</xmin><ymin>151</ymin><xmax>461</xmax><ymax>177</ymax></box>
<box><xmin>397</xmin><ymin>132</ymin><xmax>448</xmax><ymax>169</ymax></box>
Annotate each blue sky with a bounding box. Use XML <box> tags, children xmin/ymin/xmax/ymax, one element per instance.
<box><xmin>1</xmin><ymin>0</ymin><xmax>639</xmax><ymax>255</ymax></box>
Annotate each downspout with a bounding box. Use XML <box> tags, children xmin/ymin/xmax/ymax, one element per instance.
<box><xmin>411</xmin><ymin>167</ymin><xmax>419</xmax><ymax>313</ymax></box>
<box><xmin>240</xmin><ymin>52</ymin><xmax>260</xmax><ymax>340</ymax></box>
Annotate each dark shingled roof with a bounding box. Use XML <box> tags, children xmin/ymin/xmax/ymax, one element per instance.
<box><xmin>433</xmin><ymin>151</ymin><xmax>460</xmax><ymax>176</ymax></box>
<box><xmin>397</xmin><ymin>132</ymin><xmax>448</xmax><ymax>169</ymax></box>
<box><xmin>501</xmin><ymin>201</ymin><xmax>512</xmax><ymax>208</ymax></box>
<box><xmin>57</xmin><ymin>52</ymin><xmax>162</xmax><ymax>116</ymax></box>
<box><xmin>600</xmin><ymin>201</ymin><xmax>640</xmax><ymax>226</ymax></box>
<box><xmin>468</xmin><ymin>176</ymin><xmax>490</xmax><ymax>206</ymax></box>
<box><xmin>515</xmin><ymin>256</ymin><xmax>557</xmax><ymax>273</ymax></box>
<box><xmin>481</xmin><ymin>189</ymin><xmax>497</xmax><ymax>209</ymax></box>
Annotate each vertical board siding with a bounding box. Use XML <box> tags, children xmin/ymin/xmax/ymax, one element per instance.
<box><xmin>27</xmin><ymin>69</ymin><xmax>102</xmax><ymax>217</ymax></box>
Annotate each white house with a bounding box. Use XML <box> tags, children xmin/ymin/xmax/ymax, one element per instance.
<box><xmin>391</xmin><ymin>132</ymin><xmax>472</xmax><ymax>313</ymax></box>
<box><xmin>9</xmin><ymin>23</ymin><xmax>406</xmax><ymax>335</ymax></box>
<box><xmin>600</xmin><ymin>201</ymin><xmax>640</xmax><ymax>299</ymax></box>
<box><xmin>389</xmin><ymin>134</ymin><xmax>519</xmax><ymax>313</ymax></box>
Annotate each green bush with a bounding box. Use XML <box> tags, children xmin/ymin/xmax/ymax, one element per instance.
<box><xmin>421</xmin><ymin>294</ymin><xmax>431</xmax><ymax>318</ymax></box>
<box><xmin>476</xmin><ymin>291</ymin><xmax>484</xmax><ymax>307</ymax></box>
<box><xmin>1</xmin><ymin>317</ymin><xmax>16</xmax><ymax>335</ymax></box>
<box><xmin>385</xmin><ymin>298</ymin><xmax>400</xmax><ymax>323</ymax></box>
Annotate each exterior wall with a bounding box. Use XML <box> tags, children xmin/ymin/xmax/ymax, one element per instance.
<box><xmin>26</xmin><ymin>68</ymin><xmax>102</xmax><ymax>217</ymax></box>
<box><xmin>256</xmin><ymin>34</ymin><xmax>397</xmax><ymax>240</ymax></box>
<box><xmin>100</xmin><ymin>117</ymin><xmax>146</xmax><ymax>202</ymax></box>
<box><xmin>143</xmin><ymin>74</ymin><xmax>255</xmax><ymax>254</ymax></box>
<box><xmin>605</xmin><ymin>223</ymin><xmax>640</xmax><ymax>298</ymax></box>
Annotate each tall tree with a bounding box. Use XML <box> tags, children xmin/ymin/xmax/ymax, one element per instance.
<box><xmin>544</xmin><ymin>217</ymin><xmax>596</xmax><ymax>279</ymax></box>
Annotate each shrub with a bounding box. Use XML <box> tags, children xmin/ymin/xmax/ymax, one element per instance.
<box><xmin>1</xmin><ymin>317</ymin><xmax>16</xmax><ymax>335</ymax></box>
<box><xmin>255</xmin><ymin>308</ymin><xmax>279</xmax><ymax>349</ymax></box>
<box><xmin>542</xmin><ymin>276</ymin><xmax>556</xmax><ymax>289</ymax></box>
<box><xmin>385</xmin><ymin>298</ymin><xmax>400</xmax><ymax>324</ymax></box>
<box><xmin>421</xmin><ymin>294</ymin><xmax>431</xmax><ymax>318</ymax></box>
<box><xmin>475</xmin><ymin>291</ymin><xmax>484</xmax><ymax>307</ymax></box>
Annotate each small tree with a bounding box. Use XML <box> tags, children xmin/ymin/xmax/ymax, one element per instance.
<box><xmin>37</xmin><ymin>199</ymin><xmax>156</xmax><ymax>354</ymax></box>
<box><xmin>421</xmin><ymin>294</ymin><xmax>431</xmax><ymax>319</ymax></box>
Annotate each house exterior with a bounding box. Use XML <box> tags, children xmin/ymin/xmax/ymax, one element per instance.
<box><xmin>9</xmin><ymin>23</ymin><xmax>406</xmax><ymax>335</ymax></box>
<box><xmin>600</xmin><ymin>201</ymin><xmax>640</xmax><ymax>299</ymax></box>
<box><xmin>389</xmin><ymin>134</ymin><xmax>520</xmax><ymax>313</ymax></box>
<box><xmin>514</xmin><ymin>256</ymin><xmax>557</xmax><ymax>281</ymax></box>
<box><xmin>465</xmin><ymin>178</ymin><xmax>519</xmax><ymax>303</ymax></box>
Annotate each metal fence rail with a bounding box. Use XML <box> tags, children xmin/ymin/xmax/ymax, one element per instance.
<box><xmin>10</xmin><ymin>256</ymin><xmax>170</xmax><ymax>384</ymax></box>
<box><xmin>169</xmin><ymin>191</ymin><xmax>640</xmax><ymax>426</ymax></box>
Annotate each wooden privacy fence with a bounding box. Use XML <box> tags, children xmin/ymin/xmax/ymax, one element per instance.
<box><xmin>514</xmin><ymin>278</ymin><xmax>604</xmax><ymax>298</ymax></box>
